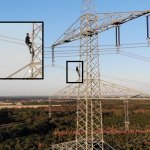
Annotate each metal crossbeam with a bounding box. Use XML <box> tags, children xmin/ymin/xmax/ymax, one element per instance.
<box><xmin>52</xmin><ymin>80</ymin><xmax>149</xmax><ymax>100</ymax></box>
<box><xmin>52</xmin><ymin>11</ymin><xmax>150</xmax><ymax>48</ymax></box>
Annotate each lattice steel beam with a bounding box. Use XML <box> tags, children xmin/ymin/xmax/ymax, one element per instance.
<box><xmin>52</xmin><ymin>80</ymin><xmax>149</xmax><ymax>100</ymax></box>
<box><xmin>52</xmin><ymin>11</ymin><xmax>150</xmax><ymax>48</ymax></box>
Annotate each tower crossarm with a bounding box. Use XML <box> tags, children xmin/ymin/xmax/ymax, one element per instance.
<box><xmin>97</xmin><ymin>10</ymin><xmax>150</xmax><ymax>33</ymax></box>
<box><xmin>50</xmin><ymin>80</ymin><xmax>150</xmax><ymax>100</ymax></box>
<box><xmin>52</xmin><ymin>17</ymin><xmax>81</xmax><ymax>47</ymax></box>
<box><xmin>51</xmin><ymin>10</ymin><xmax>150</xmax><ymax>48</ymax></box>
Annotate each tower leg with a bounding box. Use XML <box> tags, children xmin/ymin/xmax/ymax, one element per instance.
<box><xmin>124</xmin><ymin>99</ymin><xmax>130</xmax><ymax>131</ymax></box>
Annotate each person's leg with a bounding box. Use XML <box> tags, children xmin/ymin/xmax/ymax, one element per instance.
<box><xmin>29</xmin><ymin>42</ymin><xmax>32</xmax><ymax>49</ymax></box>
<box><xmin>29</xmin><ymin>42</ymin><xmax>34</xmax><ymax>57</ymax></box>
<box><xmin>26</xmin><ymin>44</ymin><xmax>32</xmax><ymax>54</ymax></box>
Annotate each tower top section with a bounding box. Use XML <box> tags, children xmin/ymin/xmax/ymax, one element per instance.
<box><xmin>81</xmin><ymin>0</ymin><xmax>96</xmax><ymax>14</ymax></box>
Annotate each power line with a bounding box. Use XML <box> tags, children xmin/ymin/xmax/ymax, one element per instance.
<box><xmin>0</xmin><ymin>34</ymin><xmax>25</xmax><ymax>42</ymax></box>
<box><xmin>44</xmin><ymin>51</ymin><xmax>150</xmax><ymax>63</ymax></box>
<box><xmin>101</xmin><ymin>74</ymin><xmax>150</xmax><ymax>87</ymax></box>
<box><xmin>1</xmin><ymin>33</ymin><xmax>150</xmax><ymax>63</ymax></box>
<box><xmin>45</xmin><ymin>64</ymin><xmax>150</xmax><ymax>87</ymax></box>
<box><xmin>0</xmin><ymin>38</ymin><xmax>24</xmax><ymax>46</ymax></box>
<box><xmin>45</xmin><ymin>42</ymin><xmax>149</xmax><ymax>49</ymax></box>
<box><xmin>0</xmin><ymin>33</ymin><xmax>149</xmax><ymax>50</ymax></box>
<box><xmin>45</xmin><ymin>44</ymin><xmax>150</xmax><ymax>52</ymax></box>
<box><xmin>0</xmin><ymin>34</ymin><xmax>41</xmax><ymax>46</ymax></box>
<box><xmin>120</xmin><ymin>51</ymin><xmax>150</xmax><ymax>62</ymax></box>
<box><xmin>0</xmin><ymin>34</ymin><xmax>149</xmax><ymax>51</ymax></box>
<box><xmin>44</xmin><ymin>52</ymin><xmax>117</xmax><ymax>59</ymax></box>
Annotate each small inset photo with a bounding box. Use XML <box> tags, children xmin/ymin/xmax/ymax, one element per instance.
<box><xmin>66</xmin><ymin>61</ymin><xmax>83</xmax><ymax>83</ymax></box>
<box><xmin>0</xmin><ymin>21</ymin><xmax>44</xmax><ymax>79</ymax></box>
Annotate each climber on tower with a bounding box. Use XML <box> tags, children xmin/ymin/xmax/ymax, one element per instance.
<box><xmin>25</xmin><ymin>33</ymin><xmax>32</xmax><ymax>54</ymax></box>
<box><xmin>76</xmin><ymin>66</ymin><xmax>80</xmax><ymax>77</ymax></box>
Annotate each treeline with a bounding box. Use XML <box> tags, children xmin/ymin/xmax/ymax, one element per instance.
<box><xmin>0</xmin><ymin>108</ymin><xmax>56</xmax><ymax>149</ymax></box>
<box><xmin>0</xmin><ymin>100</ymin><xmax>150</xmax><ymax>149</ymax></box>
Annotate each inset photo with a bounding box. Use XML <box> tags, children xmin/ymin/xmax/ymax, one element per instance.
<box><xmin>66</xmin><ymin>61</ymin><xmax>83</xmax><ymax>83</ymax></box>
<box><xmin>0</xmin><ymin>22</ymin><xmax>44</xmax><ymax>79</ymax></box>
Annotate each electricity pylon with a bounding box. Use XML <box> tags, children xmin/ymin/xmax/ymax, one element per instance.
<box><xmin>7</xmin><ymin>23</ymin><xmax>43</xmax><ymax>79</ymax></box>
<box><xmin>124</xmin><ymin>99</ymin><xmax>130</xmax><ymax>131</ymax></box>
<box><xmin>51</xmin><ymin>0</ymin><xmax>150</xmax><ymax>149</ymax></box>
<box><xmin>123</xmin><ymin>94</ymin><xmax>142</xmax><ymax>131</ymax></box>
<box><xmin>75</xmin><ymin>1</ymin><xmax>105</xmax><ymax>149</ymax></box>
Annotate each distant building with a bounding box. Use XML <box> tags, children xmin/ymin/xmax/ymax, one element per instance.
<box><xmin>0</xmin><ymin>101</ymin><xmax>13</xmax><ymax>105</ymax></box>
<box><xmin>16</xmin><ymin>102</ymin><xmax>22</xmax><ymax>106</ymax></box>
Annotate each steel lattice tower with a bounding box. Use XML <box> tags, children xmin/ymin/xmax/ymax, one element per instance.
<box><xmin>52</xmin><ymin>0</ymin><xmax>114</xmax><ymax>149</ymax></box>
<box><xmin>7</xmin><ymin>23</ymin><xmax>43</xmax><ymax>79</ymax></box>
<box><xmin>51</xmin><ymin>0</ymin><xmax>150</xmax><ymax>149</ymax></box>
<box><xmin>30</xmin><ymin>23</ymin><xmax>43</xmax><ymax>78</ymax></box>
<box><xmin>76</xmin><ymin>0</ymin><xmax>105</xmax><ymax>149</ymax></box>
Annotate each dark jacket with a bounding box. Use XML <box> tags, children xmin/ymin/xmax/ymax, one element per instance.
<box><xmin>25</xmin><ymin>35</ymin><xmax>31</xmax><ymax>44</ymax></box>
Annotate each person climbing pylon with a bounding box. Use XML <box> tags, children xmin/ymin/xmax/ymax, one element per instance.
<box><xmin>25</xmin><ymin>33</ymin><xmax>32</xmax><ymax>54</ymax></box>
<box><xmin>76</xmin><ymin>66</ymin><xmax>80</xmax><ymax>77</ymax></box>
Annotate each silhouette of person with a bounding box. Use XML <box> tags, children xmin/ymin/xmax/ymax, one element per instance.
<box><xmin>25</xmin><ymin>33</ymin><xmax>32</xmax><ymax>54</ymax></box>
<box><xmin>76</xmin><ymin>66</ymin><xmax>80</xmax><ymax>77</ymax></box>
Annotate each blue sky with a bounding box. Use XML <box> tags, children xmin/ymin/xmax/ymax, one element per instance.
<box><xmin>0</xmin><ymin>23</ymin><xmax>33</xmax><ymax>77</ymax></box>
<box><xmin>0</xmin><ymin>0</ymin><xmax>150</xmax><ymax>96</ymax></box>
